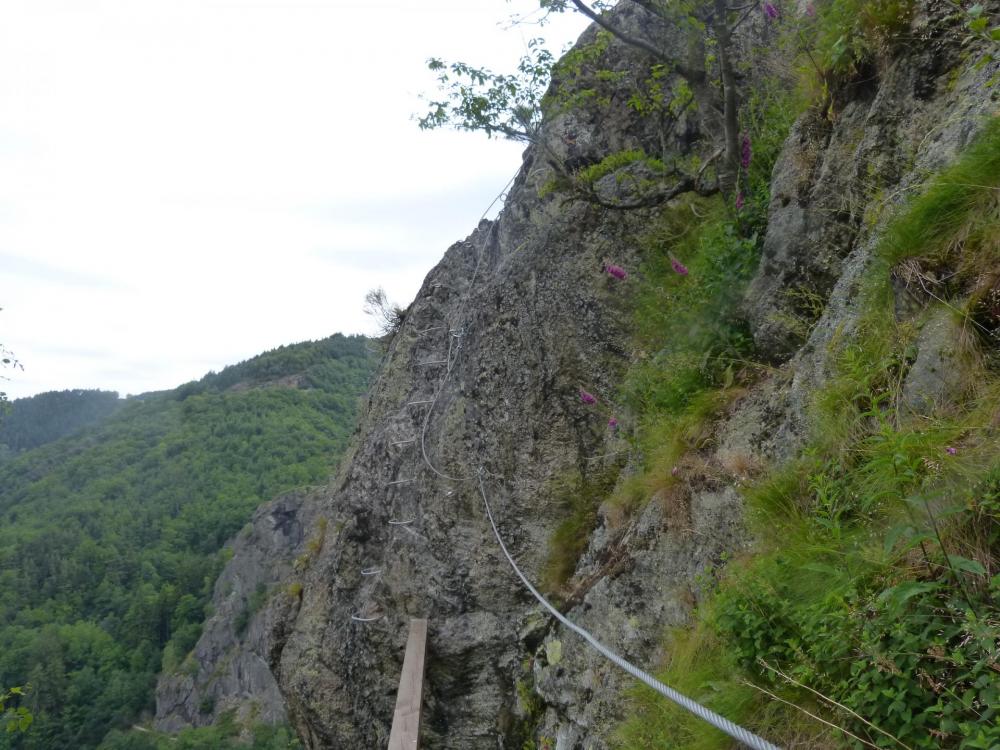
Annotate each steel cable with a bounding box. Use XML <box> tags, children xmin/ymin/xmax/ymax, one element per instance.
<box><xmin>477</xmin><ymin>469</ymin><xmax>781</xmax><ymax>750</ymax></box>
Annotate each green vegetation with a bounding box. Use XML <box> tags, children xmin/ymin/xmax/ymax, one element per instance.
<box><xmin>617</xmin><ymin>82</ymin><xmax>799</xmax><ymax>501</ymax></box>
<box><xmin>617</xmin><ymin>118</ymin><xmax>1000</xmax><ymax>748</ymax></box>
<box><xmin>419</xmin><ymin>38</ymin><xmax>555</xmax><ymax>143</ymax></box>
<box><xmin>0</xmin><ymin>688</ymin><xmax>32</xmax><ymax>735</ymax></box>
<box><xmin>0</xmin><ymin>334</ymin><xmax>373</xmax><ymax>749</ymax></box>
<box><xmin>812</xmin><ymin>0</ymin><xmax>915</xmax><ymax>76</ymax></box>
<box><xmin>0</xmin><ymin>390</ymin><xmax>122</xmax><ymax>460</ymax></box>
<box><xmin>99</xmin><ymin>714</ymin><xmax>300</xmax><ymax>749</ymax></box>
<box><xmin>542</xmin><ymin>461</ymin><xmax>625</xmax><ymax>593</ymax></box>
<box><xmin>539</xmin><ymin>65</ymin><xmax>800</xmax><ymax>608</ymax></box>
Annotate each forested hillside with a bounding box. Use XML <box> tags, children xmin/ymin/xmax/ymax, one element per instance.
<box><xmin>0</xmin><ymin>333</ymin><xmax>373</xmax><ymax>749</ymax></box>
<box><xmin>0</xmin><ymin>390</ymin><xmax>123</xmax><ymax>460</ymax></box>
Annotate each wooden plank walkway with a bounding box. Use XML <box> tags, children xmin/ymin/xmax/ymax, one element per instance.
<box><xmin>387</xmin><ymin>618</ymin><xmax>428</xmax><ymax>750</ymax></box>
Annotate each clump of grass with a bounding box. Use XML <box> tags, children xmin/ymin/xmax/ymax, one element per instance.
<box><xmin>542</xmin><ymin>461</ymin><xmax>625</xmax><ymax>594</ymax></box>
<box><xmin>811</xmin><ymin>0</ymin><xmax>916</xmax><ymax>78</ymax></box>
<box><xmin>880</xmin><ymin>116</ymin><xmax>1000</xmax><ymax>269</ymax></box>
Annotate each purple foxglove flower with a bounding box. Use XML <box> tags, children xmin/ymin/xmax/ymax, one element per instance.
<box><xmin>741</xmin><ymin>134</ymin><xmax>752</xmax><ymax>170</ymax></box>
<box><xmin>606</xmin><ymin>264</ymin><xmax>627</xmax><ymax>280</ymax></box>
<box><xmin>671</xmin><ymin>466</ymin><xmax>680</xmax><ymax>477</ymax></box>
<box><xmin>608</xmin><ymin>416</ymin><xmax>619</xmax><ymax>430</ymax></box>
<box><xmin>763</xmin><ymin>2</ymin><xmax>779</xmax><ymax>19</ymax></box>
<box><xmin>735</xmin><ymin>191</ymin><xmax>745</xmax><ymax>211</ymax></box>
<box><xmin>945</xmin><ymin>446</ymin><xmax>958</xmax><ymax>455</ymax></box>
<box><xmin>670</xmin><ymin>257</ymin><xmax>689</xmax><ymax>276</ymax></box>
<box><xmin>579</xmin><ymin>389</ymin><xmax>597</xmax><ymax>405</ymax></box>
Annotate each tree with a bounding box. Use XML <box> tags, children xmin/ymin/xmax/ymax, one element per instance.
<box><xmin>0</xmin><ymin>686</ymin><xmax>32</xmax><ymax>734</ymax></box>
<box><xmin>362</xmin><ymin>287</ymin><xmax>405</xmax><ymax>339</ymax></box>
<box><xmin>1</xmin><ymin>309</ymin><xmax>22</xmax><ymax>416</ymax></box>
<box><xmin>421</xmin><ymin>0</ymin><xmax>766</xmax><ymax>206</ymax></box>
<box><xmin>419</xmin><ymin>38</ymin><xmax>555</xmax><ymax>143</ymax></box>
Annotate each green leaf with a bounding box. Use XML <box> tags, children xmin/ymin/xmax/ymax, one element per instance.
<box><xmin>946</xmin><ymin>555</ymin><xmax>987</xmax><ymax>576</ymax></box>
<box><xmin>969</xmin><ymin>17</ymin><xmax>988</xmax><ymax>32</ymax></box>
<box><xmin>883</xmin><ymin>522</ymin><xmax>915</xmax><ymax>554</ymax></box>
<box><xmin>722</xmin><ymin>364</ymin><xmax>734</xmax><ymax>389</ymax></box>
<box><xmin>967</xmin><ymin>3</ymin><xmax>984</xmax><ymax>18</ymax></box>
<box><xmin>878</xmin><ymin>581</ymin><xmax>940</xmax><ymax>613</ymax></box>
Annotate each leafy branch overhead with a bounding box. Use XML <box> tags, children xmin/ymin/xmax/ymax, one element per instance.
<box><xmin>418</xmin><ymin>0</ymin><xmax>766</xmax><ymax>209</ymax></box>
<box><xmin>418</xmin><ymin>39</ymin><xmax>555</xmax><ymax>142</ymax></box>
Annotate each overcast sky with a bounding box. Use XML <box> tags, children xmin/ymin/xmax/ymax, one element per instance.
<box><xmin>0</xmin><ymin>0</ymin><xmax>588</xmax><ymax>399</ymax></box>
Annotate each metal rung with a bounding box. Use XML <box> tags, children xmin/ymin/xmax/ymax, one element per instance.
<box><xmin>414</xmin><ymin>326</ymin><xmax>444</xmax><ymax>336</ymax></box>
<box><xmin>391</xmin><ymin>439</ymin><xmax>416</xmax><ymax>446</ymax></box>
<box><xmin>398</xmin><ymin>524</ymin><xmax>424</xmax><ymax>540</ymax></box>
<box><xmin>415</xmin><ymin>360</ymin><xmax>448</xmax><ymax>366</ymax></box>
<box><xmin>361</xmin><ymin>568</ymin><xmax>381</xmax><ymax>576</ymax></box>
<box><xmin>407</xmin><ymin>399</ymin><xmax>433</xmax><ymax>406</ymax></box>
<box><xmin>388</xmin><ymin>518</ymin><xmax>415</xmax><ymax>526</ymax></box>
<box><xmin>351</xmin><ymin>614</ymin><xmax>382</xmax><ymax>622</ymax></box>
<box><xmin>387</xmin><ymin>478</ymin><xmax>416</xmax><ymax>486</ymax></box>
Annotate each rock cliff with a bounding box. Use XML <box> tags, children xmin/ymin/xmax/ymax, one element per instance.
<box><xmin>155</xmin><ymin>2</ymin><xmax>999</xmax><ymax>747</ymax></box>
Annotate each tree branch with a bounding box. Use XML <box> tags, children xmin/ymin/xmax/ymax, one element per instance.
<box><xmin>568</xmin><ymin>0</ymin><xmax>671</xmax><ymax>63</ymax></box>
<box><xmin>582</xmin><ymin>147</ymin><xmax>722</xmax><ymax>210</ymax></box>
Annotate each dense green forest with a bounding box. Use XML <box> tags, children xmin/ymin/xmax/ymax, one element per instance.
<box><xmin>0</xmin><ymin>334</ymin><xmax>373</xmax><ymax>749</ymax></box>
<box><xmin>0</xmin><ymin>390</ymin><xmax>123</xmax><ymax>461</ymax></box>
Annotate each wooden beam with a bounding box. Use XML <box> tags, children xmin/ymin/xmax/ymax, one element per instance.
<box><xmin>387</xmin><ymin>618</ymin><xmax>428</xmax><ymax>750</ymax></box>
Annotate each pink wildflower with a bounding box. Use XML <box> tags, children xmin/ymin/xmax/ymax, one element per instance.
<box><xmin>608</xmin><ymin>416</ymin><xmax>619</xmax><ymax>430</ymax></box>
<box><xmin>740</xmin><ymin>134</ymin><xmax>752</xmax><ymax>170</ymax></box>
<box><xmin>670</xmin><ymin>257</ymin><xmax>689</xmax><ymax>276</ymax></box>
<box><xmin>763</xmin><ymin>2</ymin><xmax>779</xmax><ymax>19</ymax></box>
<box><xmin>735</xmin><ymin>191</ymin><xmax>745</xmax><ymax>211</ymax></box>
<box><xmin>606</xmin><ymin>264</ymin><xmax>627</xmax><ymax>280</ymax></box>
<box><xmin>671</xmin><ymin>466</ymin><xmax>680</xmax><ymax>477</ymax></box>
<box><xmin>945</xmin><ymin>446</ymin><xmax>958</xmax><ymax>455</ymax></box>
<box><xmin>579</xmin><ymin>389</ymin><xmax>597</xmax><ymax>405</ymax></box>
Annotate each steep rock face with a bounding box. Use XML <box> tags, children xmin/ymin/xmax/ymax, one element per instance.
<box><xmin>531</xmin><ymin>10</ymin><xmax>998</xmax><ymax>743</ymax></box>
<box><xmin>155</xmin><ymin>491</ymin><xmax>319</xmax><ymax>732</ymax></box>
<box><xmin>272</xmin><ymin>191</ymin><xmax>656</xmax><ymax>749</ymax></box>
<box><xmin>154</xmin><ymin>3</ymin><xmax>999</xmax><ymax>748</ymax></box>
<box><xmin>745</xmin><ymin>3</ymin><xmax>998</xmax><ymax>451</ymax></box>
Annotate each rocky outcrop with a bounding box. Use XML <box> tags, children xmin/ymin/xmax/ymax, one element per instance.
<box><xmin>154</xmin><ymin>491</ymin><xmax>318</xmax><ymax>732</ymax></box>
<box><xmin>154</xmin><ymin>2</ymin><xmax>999</xmax><ymax>747</ymax></box>
<box><xmin>746</xmin><ymin>3</ymin><xmax>998</xmax><ymax>453</ymax></box>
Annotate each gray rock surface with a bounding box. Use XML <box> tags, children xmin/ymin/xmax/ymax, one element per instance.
<box><xmin>902</xmin><ymin>306</ymin><xmax>969</xmax><ymax>416</ymax></box>
<box><xmin>154</xmin><ymin>491</ymin><xmax>317</xmax><ymax>732</ymax></box>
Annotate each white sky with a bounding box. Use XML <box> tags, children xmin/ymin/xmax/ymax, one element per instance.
<box><xmin>0</xmin><ymin>0</ymin><xmax>588</xmax><ymax>398</ymax></box>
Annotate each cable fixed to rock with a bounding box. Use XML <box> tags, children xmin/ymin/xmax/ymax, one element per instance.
<box><xmin>476</xmin><ymin>469</ymin><xmax>781</xmax><ymax>750</ymax></box>
<box><xmin>415</xmin><ymin>172</ymin><xmax>519</xmax><ymax>486</ymax></box>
